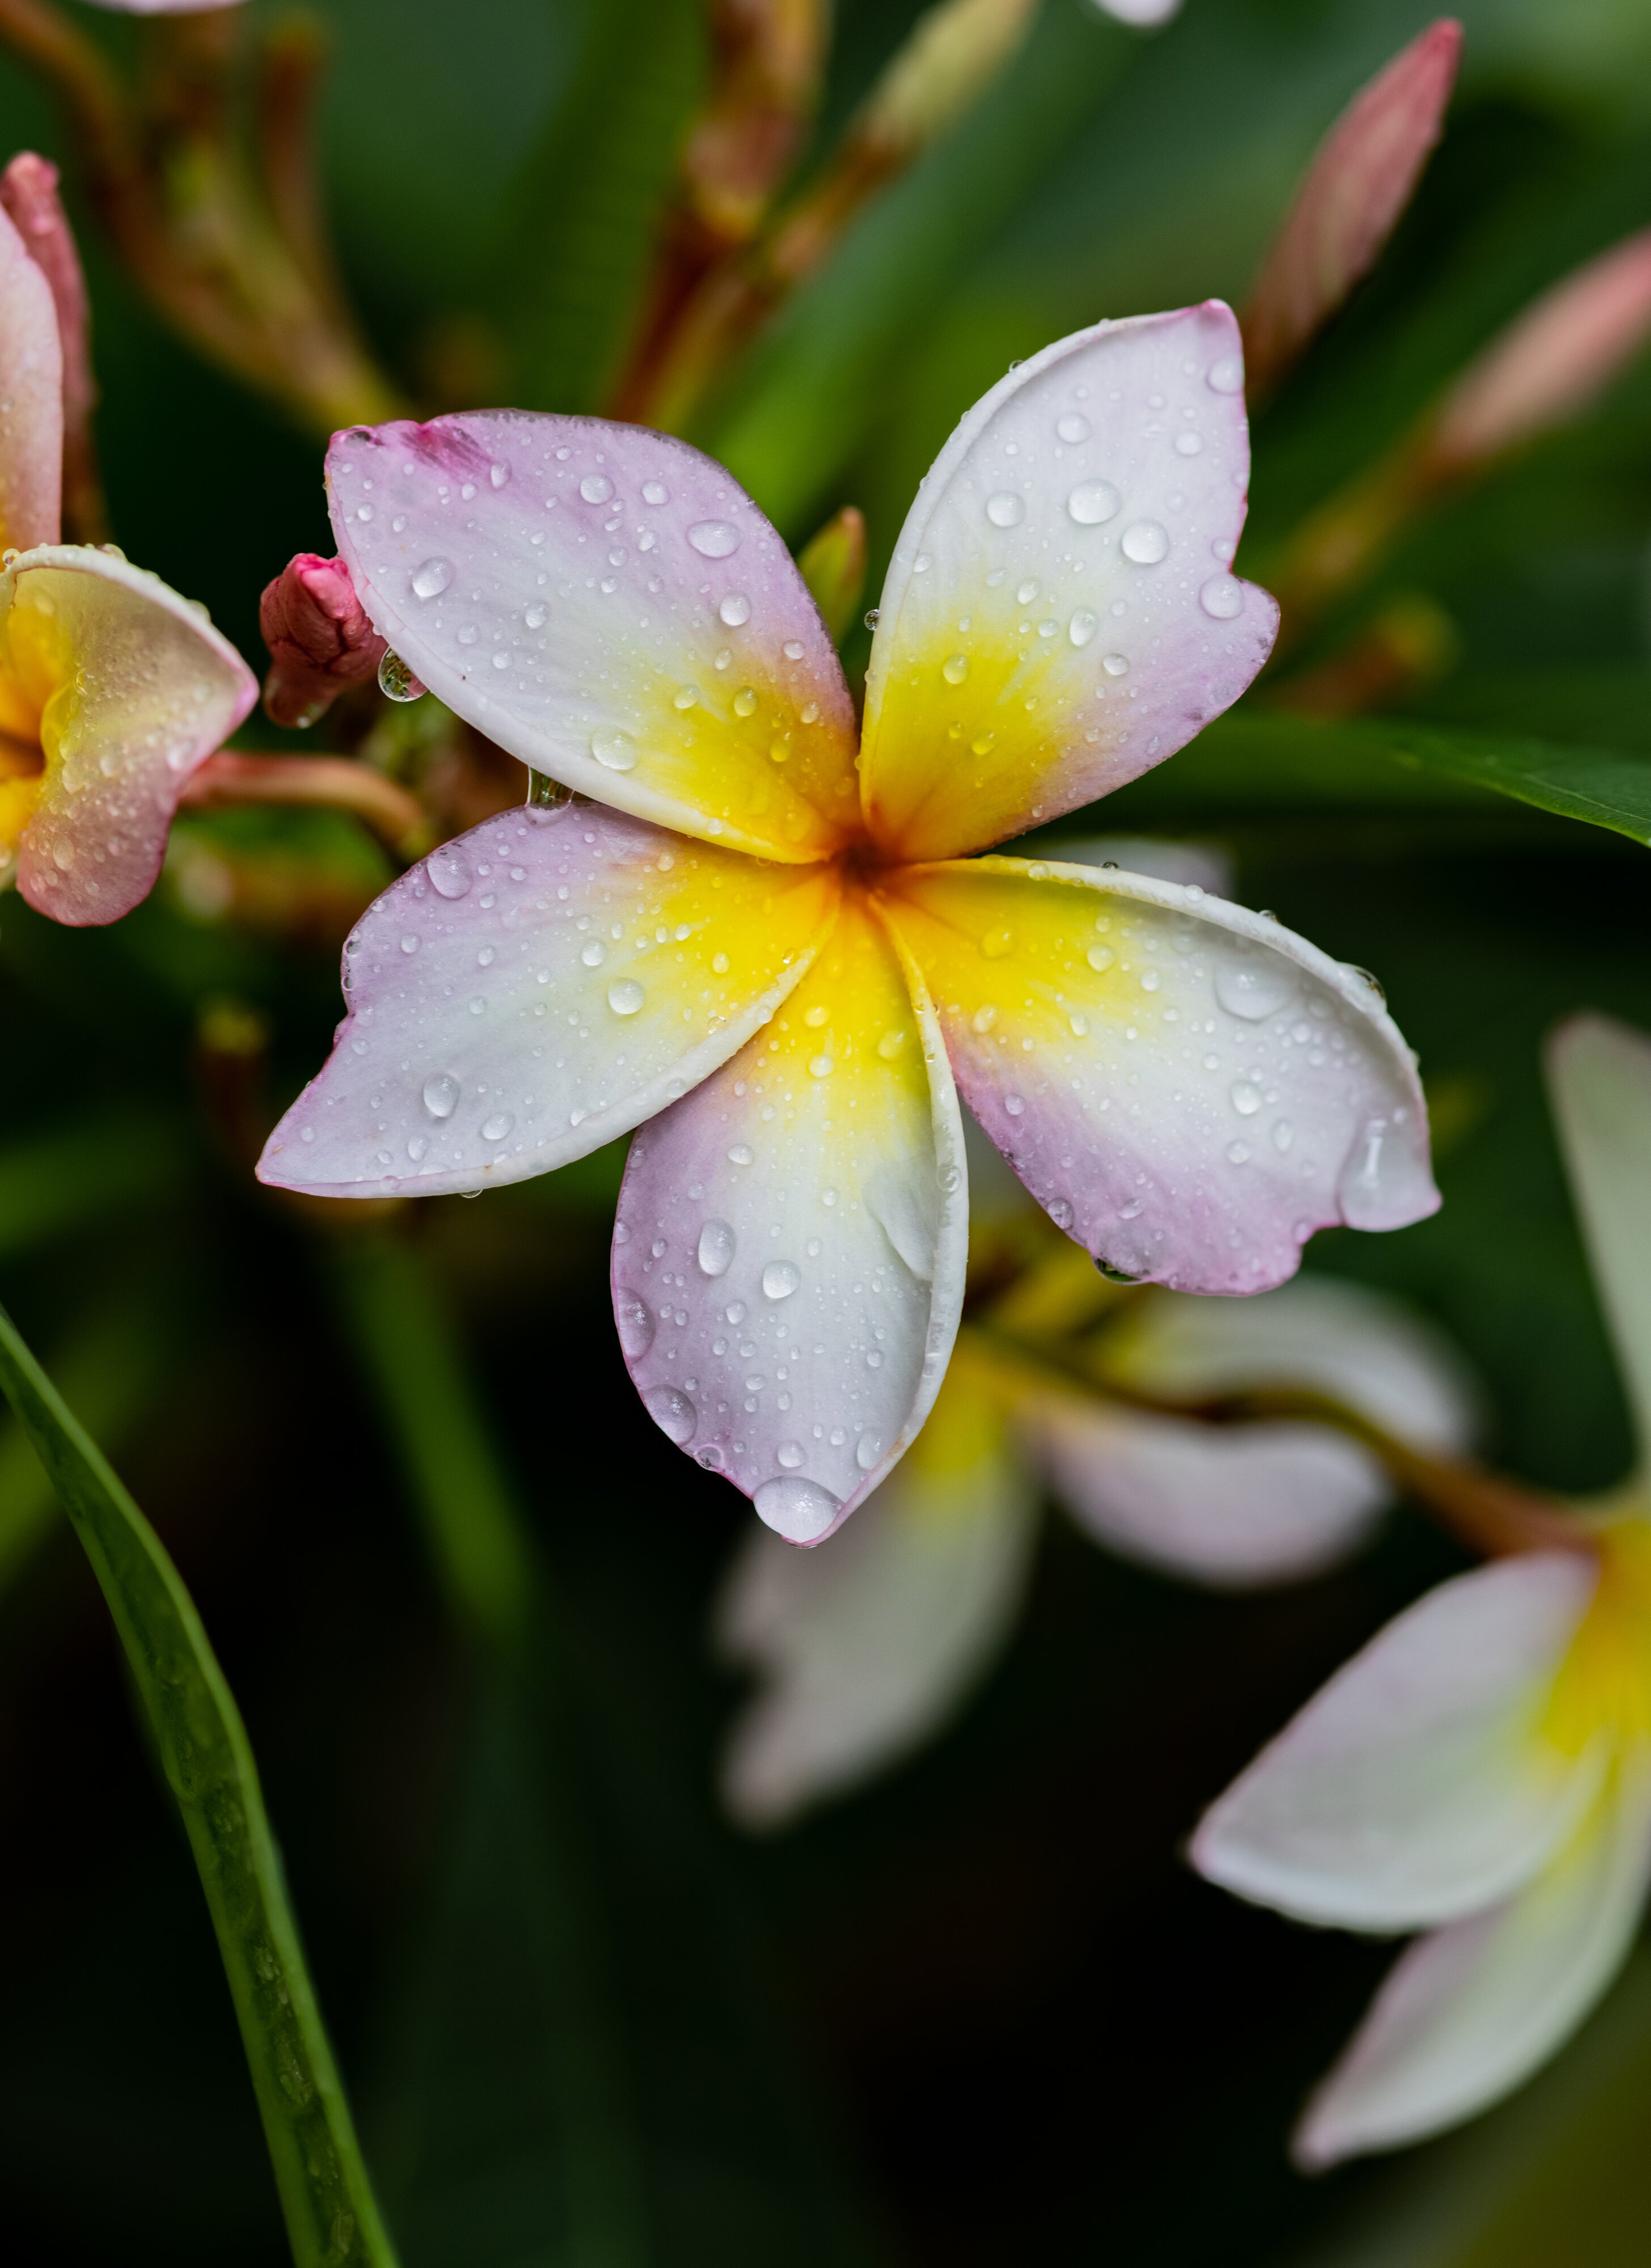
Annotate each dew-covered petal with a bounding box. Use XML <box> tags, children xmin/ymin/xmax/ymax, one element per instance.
<box><xmin>613</xmin><ymin>894</ymin><xmax>968</xmax><ymax>1542</ymax></box>
<box><xmin>1546</xmin><ymin>1015</ymin><xmax>1651</xmax><ymax>1463</ymax></box>
<box><xmin>0</xmin><ymin>547</ymin><xmax>256</xmax><ymax>924</ymax></box>
<box><xmin>1295</xmin><ymin>1757</ymin><xmax>1651</xmax><ymax>2167</ymax></box>
<box><xmin>0</xmin><ymin>194</ymin><xmax>61</xmax><ymax>556</ymax></box>
<box><xmin>1100</xmin><ymin>1274</ymin><xmax>1476</xmax><ymax>1452</ymax></box>
<box><xmin>258</xmin><ymin>799</ymin><xmax>839</xmax><ymax>1197</ymax></box>
<box><xmin>1027</xmin><ymin>1396</ymin><xmax>1388</xmax><ymax>1588</ymax></box>
<box><xmin>1192</xmin><ymin>1553</ymin><xmax>1603</xmax><ymax>1932</ymax></box>
<box><xmin>328</xmin><ymin>413</ymin><xmax>858</xmax><ymax>862</ymax></box>
<box><xmin>716</xmin><ymin>1349</ymin><xmax>1038</xmax><ymax>1826</ymax></box>
<box><xmin>883</xmin><ymin>856</ymin><xmax>1437</xmax><ymax>1294</ymax></box>
<box><xmin>858</xmin><ymin>303</ymin><xmax>1276</xmax><ymax>863</ymax></box>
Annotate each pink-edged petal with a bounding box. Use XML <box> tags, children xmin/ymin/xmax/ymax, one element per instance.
<box><xmin>1242</xmin><ymin>21</ymin><xmax>1462</xmax><ymax>399</ymax></box>
<box><xmin>1026</xmin><ymin>1396</ymin><xmax>1388</xmax><ymax>1588</ymax></box>
<box><xmin>1546</xmin><ymin>1015</ymin><xmax>1651</xmax><ymax>1464</ymax></box>
<box><xmin>258</xmin><ymin>799</ymin><xmax>839</xmax><ymax>1197</ymax></box>
<box><xmin>0</xmin><ymin>194</ymin><xmax>61</xmax><ymax>556</ymax></box>
<box><xmin>1192</xmin><ymin>1554</ymin><xmax>1603</xmax><ymax>1932</ymax></box>
<box><xmin>81</xmin><ymin>1</ymin><xmax>245</xmax><ymax>11</ymax></box>
<box><xmin>613</xmin><ymin>894</ymin><xmax>968</xmax><ymax>1542</ymax></box>
<box><xmin>884</xmin><ymin>856</ymin><xmax>1437</xmax><ymax>1294</ymax></box>
<box><xmin>1100</xmin><ymin>1274</ymin><xmax>1476</xmax><ymax>1452</ymax></box>
<box><xmin>716</xmin><ymin>1349</ymin><xmax>1037</xmax><ymax>1825</ymax></box>
<box><xmin>1295</xmin><ymin>1757</ymin><xmax>1651</xmax><ymax>2167</ymax></box>
<box><xmin>328</xmin><ymin>414</ymin><xmax>859</xmax><ymax>862</ymax></box>
<box><xmin>858</xmin><ymin>302</ymin><xmax>1277</xmax><ymax>864</ymax></box>
<box><xmin>1</xmin><ymin>547</ymin><xmax>256</xmax><ymax>925</ymax></box>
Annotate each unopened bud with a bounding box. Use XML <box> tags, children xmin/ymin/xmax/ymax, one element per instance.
<box><xmin>1243</xmin><ymin>22</ymin><xmax>1462</xmax><ymax>400</ymax></box>
<box><xmin>0</xmin><ymin>151</ymin><xmax>104</xmax><ymax>544</ymax></box>
<box><xmin>260</xmin><ymin>552</ymin><xmax>388</xmax><ymax>727</ymax></box>
<box><xmin>796</xmin><ymin>505</ymin><xmax>867</xmax><ymax>642</ymax></box>
<box><xmin>1425</xmin><ymin>227</ymin><xmax>1651</xmax><ymax>478</ymax></box>
<box><xmin>856</xmin><ymin>0</ymin><xmax>1038</xmax><ymax>163</ymax></box>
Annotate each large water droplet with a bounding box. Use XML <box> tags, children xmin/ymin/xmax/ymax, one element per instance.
<box><xmin>754</xmin><ymin>1474</ymin><xmax>839</xmax><ymax>1542</ymax></box>
<box><xmin>378</xmin><ymin>650</ymin><xmax>424</xmax><ymax>701</ymax></box>
<box><xmin>591</xmin><ymin>726</ymin><xmax>638</xmax><ymax>771</ymax></box>
<box><xmin>1230</xmin><ymin>1079</ymin><xmax>1262</xmax><ymax>1116</ymax></box>
<box><xmin>1067</xmin><ymin>479</ymin><xmax>1121</xmax><ymax>526</ymax></box>
<box><xmin>1069</xmin><ymin>608</ymin><xmax>1099</xmax><ymax>648</ymax></box>
<box><xmin>581</xmin><ymin>939</ymin><xmax>606</xmax><ymax>967</ymax></box>
<box><xmin>423</xmin><ymin>1072</ymin><xmax>459</xmax><ymax>1119</ymax></box>
<box><xmin>1200</xmin><ymin>574</ymin><xmax>1243</xmax><ymax>619</ymax></box>
<box><xmin>762</xmin><ymin>1260</ymin><xmax>801</xmax><ymax>1300</ymax></box>
<box><xmin>698</xmin><ymin>1218</ymin><xmax>736</xmax><ymax>1276</ymax></box>
<box><xmin>1215</xmin><ymin>950</ymin><xmax>1296</xmax><ymax>1021</ymax></box>
<box><xmin>615</xmin><ymin>1292</ymin><xmax>656</xmax><ymax>1358</ymax></box>
<box><xmin>943</xmin><ymin>652</ymin><xmax>969</xmax><ymax>684</ymax></box>
<box><xmin>1102</xmin><ymin>653</ymin><xmax>1130</xmax><ymax>677</ymax></box>
<box><xmin>1087</xmin><ymin>943</ymin><xmax>1114</xmax><ymax>972</ymax></box>
<box><xmin>687</xmin><ymin>519</ymin><xmax>740</xmax><ymax>558</ymax></box>
<box><xmin>481</xmin><ymin>1111</ymin><xmax>514</xmax><ymax>1141</ymax></box>
<box><xmin>1057</xmin><ymin>412</ymin><xmax>1092</xmax><ymax>444</ymax></box>
<box><xmin>1122</xmin><ymin>521</ymin><xmax>1169</xmax><ymax>565</ymax></box>
<box><xmin>427</xmin><ymin>845</ymin><xmax>472</xmax><ymax>898</ymax></box>
<box><xmin>411</xmin><ymin>557</ymin><xmax>453</xmax><ymax>600</ymax></box>
<box><xmin>985</xmin><ymin>492</ymin><xmax>1025</xmax><ymax>528</ymax></box>
<box><xmin>1207</xmin><ymin>354</ymin><xmax>1245</xmax><ymax>395</ymax></box>
<box><xmin>855</xmin><ymin>1432</ymin><xmax>884</xmax><ymax>1472</ymax></box>
<box><xmin>642</xmin><ymin>479</ymin><xmax>670</xmax><ymax>505</ymax></box>
<box><xmin>643</xmin><ymin>1384</ymin><xmax>696</xmax><ymax>1444</ymax></box>
<box><xmin>719</xmin><ymin>592</ymin><xmax>751</xmax><ymax>627</ymax></box>
<box><xmin>580</xmin><ymin>473</ymin><xmax>614</xmax><ymax>503</ymax></box>
<box><xmin>608</xmin><ymin>979</ymin><xmax>645</xmax><ymax>1016</ymax></box>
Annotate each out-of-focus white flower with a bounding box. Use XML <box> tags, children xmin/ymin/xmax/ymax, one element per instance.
<box><xmin>1194</xmin><ymin>1014</ymin><xmax>1651</xmax><ymax>2169</ymax></box>
<box><xmin>718</xmin><ymin>1261</ymin><xmax>1471</xmax><ymax>1827</ymax></box>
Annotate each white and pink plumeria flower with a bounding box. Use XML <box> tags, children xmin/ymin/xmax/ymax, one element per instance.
<box><xmin>0</xmin><ymin>160</ymin><xmax>255</xmax><ymax>923</ymax></box>
<box><xmin>1194</xmin><ymin>1013</ymin><xmax>1651</xmax><ymax>2170</ymax></box>
<box><xmin>257</xmin><ymin>301</ymin><xmax>1438</xmax><ymax>1542</ymax></box>
<box><xmin>719</xmin><ymin>1245</ymin><xmax>1475</xmax><ymax>1827</ymax></box>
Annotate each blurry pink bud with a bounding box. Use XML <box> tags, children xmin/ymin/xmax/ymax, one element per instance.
<box><xmin>0</xmin><ymin>152</ymin><xmax>103</xmax><ymax>544</ymax></box>
<box><xmin>1425</xmin><ymin>228</ymin><xmax>1651</xmax><ymax>477</ymax></box>
<box><xmin>260</xmin><ymin>552</ymin><xmax>394</xmax><ymax>728</ymax></box>
<box><xmin>1243</xmin><ymin>20</ymin><xmax>1462</xmax><ymax>399</ymax></box>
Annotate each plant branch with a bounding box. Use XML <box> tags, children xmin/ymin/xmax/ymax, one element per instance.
<box><xmin>180</xmin><ymin>751</ymin><xmax>428</xmax><ymax>857</ymax></box>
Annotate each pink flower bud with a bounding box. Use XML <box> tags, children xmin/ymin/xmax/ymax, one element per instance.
<box><xmin>260</xmin><ymin>552</ymin><xmax>392</xmax><ymax>727</ymax></box>
<box><xmin>0</xmin><ymin>151</ymin><xmax>103</xmax><ymax>543</ymax></box>
<box><xmin>1244</xmin><ymin>20</ymin><xmax>1463</xmax><ymax>400</ymax></box>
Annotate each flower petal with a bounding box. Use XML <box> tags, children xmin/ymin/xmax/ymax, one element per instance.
<box><xmin>1027</xmin><ymin>1396</ymin><xmax>1388</xmax><ymax>1588</ymax></box>
<box><xmin>1099</xmin><ymin>1274</ymin><xmax>1476</xmax><ymax>1452</ymax></box>
<box><xmin>883</xmin><ymin>856</ymin><xmax>1437</xmax><ymax>1293</ymax></box>
<box><xmin>859</xmin><ymin>302</ymin><xmax>1277</xmax><ymax>863</ymax></box>
<box><xmin>1546</xmin><ymin>1014</ymin><xmax>1651</xmax><ymax>1462</ymax></box>
<box><xmin>258</xmin><ymin>799</ymin><xmax>839</xmax><ymax>1197</ymax></box>
<box><xmin>2</xmin><ymin>547</ymin><xmax>256</xmax><ymax>925</ymax></box>
<box><xmin>328</xmin><ymin>414</ymin><xmax>859</xmax><ymax>862</ymax></box>
<box><xmin>716</xmin><ymin>1349</ymin><xmax>1037</xmax><ymax>1825</ymax></box>
<box><xmin>1295</xmin><ymin>1757</ymin><xmax>1651</xmax><ymax>2168</ymax></box>
<box><xmin>613</xmin><ymin>893</ymin><xmax>968</xmax><ymax>1542</ymax></box>
<box><xmin>1192</xmin><ymin>1553</ymin><xmax>1604</xmax><ymax>1931</ymax></box>
<box><xmin>0</xmin><ymin>194</ymin><xmax>62</xmax><ymax>555</ymax></box>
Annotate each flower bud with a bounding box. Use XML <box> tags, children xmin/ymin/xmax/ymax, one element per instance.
<box><xmin>260</xmin><ymin>552</ymin><xmax>389</xmax><ymax>728</ymax></box>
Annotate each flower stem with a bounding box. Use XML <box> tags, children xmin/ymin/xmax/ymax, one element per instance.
<box><xmin>180</xmin><ymin>752</ymin><xmax>429</xmax><ymax>857</ymax></box>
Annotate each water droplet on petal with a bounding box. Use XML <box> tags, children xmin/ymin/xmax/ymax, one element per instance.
<box><xmin>687</xmin><ymin>519</ymin><xmax>740</xmax><ymax>557</ymax></box>
<box><xmin>855</xmin><ymin>1432</ymin><xmax>884</xmax><ymax>1472</ymax></box>
<box><xmin>427</xmin><ymin>845</ymin><xmax>472</xmax><ymax>898</ymax></box>
<box><xmin>580</xmin><ymin>473</ymin><xmax>614</xmax><ymax>503</ymax></box>
<box><xmin>985</xmin><ymin>492</ymin><xmax>1025</xmax><ymax>528</ymax></box>
<box><xmin>1087</xmin><ymin>943</ymin><xmax>1114</xmax><ymax>971</ymax></box>
<box><xmin>1272</xmin><ymin>1118</ymin><xmax>1295</xmax><ymax>1153</ymax></box>
<box><xmin>378</xmin><ymin>650</ymin><xmax>425</xmax><ymax>701</ymax></box>
<box><xmin>615</xmin><ymin>1293</ymin><xmax>656</xmax><ymax>1357</ymax></box>
<box><xmin>777</xmin><ymin>1441</ymin><xmax>805</xmax><ymax>1469</ymax></box>
<box><xmin>591</xmin><ymin>726</ymin><xmax>638</xmax><ymax>771</ymax></box>
<box><xmin>1214</xmin><ymin>950</ymin><xmax>1296</xmax><ymax>1021</ymax></box>
<box><xmin>1207</xmin><ymin>354</ymin><xmax>1245</xmax><ymax>394</ymax></box>
<box><xmin>643</xmin><ymin>1384</ymin><xmax>696</xmax><ymax>1444</ymax></box>
<box><xmin>411</xmin><ymin>557</ymin><xmax>453</xmax><ymax>599</ymax></box>
<box><xmin>727</xmin><ymin>1143</ymin><xmax>754</xmax><ymax>1166</ymax></box>
<box><xmin>1004</xmin><ymin>1093</ymin><xmax>1025</xmax><ymax>1117</ymax></box>
<box><xmin>942</xmin><ymin>653</ymin><xmax>969</xmax><ymax>684</ymax></box>
<box><xmin>1068</xmin><ymin>609</ymin><xmax>1099</xmax><ymax>648</ymax></box>
<box><xmin>1175</xmin><ymin>431</ymin><xmax>1205</xmax><ymax>456</ymax></box>
<box><xmin>423</xmin><ymin>1073</ymin><xmax>460</xmax><ymax>1119</ymax></box>
<box><xmin>762</xmin><ymin>1260</ymin><xmax>801</xmax><ymax>1300</ymax></box>
<box><xmin>754</xmin><ymin>1475</ymin><xmax>840</xmax><ymax>1542</ymax></box>
<box><xmin>482</xmin><ymin>1111</ymin><xmax>514</xmax><ymax>1141</ymax></box>
<box><xmin>719</xmin><ymin>592</ymin><xmax>751</xmax><ymax>627</ymax></box>
<box><xmin>1102</xmin><ymin>653</ymin><xmax>1130</xmax><ymax>677</ymax></box>
<box><xmin>1067</xmin><ymin>479</ymin><xmax>1121</xmax><ymax>525</ymax></box>
<box><xmin>1230</xmin><ymin>1079</ymin><xmax>1262</xmax><ymax>1115</ymax></box>
<box><xmin>697</xmin><ymin>1219</ymin><xmax>736</xmax><ymax>1277</ymax></box>
<box><xmin>580</xmin><ymin>940</ymin><xmax>606</xmax><ymax>967</ymax></box>
<box><xmin>642</xmin><ymin>480</ymin><xmax>670</xmax><ymax>505</ymax></box>
<box><xmin>1122</xmin><ymin>520</ymin><xmax>1169</xmax><ymax>565</ymax></box>
<box><xmin>733</xmin><ymin>687</ymin><xmax>758</xmax><ymax>717</ymax></box>
<box><xmin>1200</xmin><ymin>575</ymin><xmax>1243</xmax><ymax>619</ymax></box>
<box><xmin>1057</xmin><ymin>412</ymin><xmax>1092</xmax><ymax>444</ymax></box>
<box><xmin>608</xmin><ymin>979</ymin><xmax>645</xmax><ymax>1016</ymax></box>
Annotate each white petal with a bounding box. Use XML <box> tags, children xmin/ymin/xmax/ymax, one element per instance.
<box><xmin>1192</xmin><ymin>1554</ymin><xmax>1603</xmax><ymax>1930</ymax></box>
<box><xmin>1546</xmin><ymin>1015</ymin><xmax>1651</xmax><ymax>1462</ymax></box>
<box><xmin>614</xmin><ymin>896</ymin><xmax>968</xmax><ymax>1537</ymax></box>
<box><xmin>1297</xmin><ymin>1755</ymin><xmax>1651</xmax><ymax>2167</ymax></box>
<box><xmin>1028</xmin><ymin>1397</ymin><xmax>1387</xmax><ymax>1586</ymax></box>
<box><xmin>717</xmin><ymin>1359</ymin><xmax>1038</xmax><ymax>1825</ymax></box>
<box><xmin>1100</xmin><ymin>1273</ymin><xmax>1477</xmax><ymax>1453</ymax></box>
<box><xmin>258</xmin><ymin>799</ymin><xmax>838</xmax><ymax>1196</ymax></box>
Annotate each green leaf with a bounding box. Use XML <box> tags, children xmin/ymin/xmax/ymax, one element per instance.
<box><xmin>0</xmin><ymin>1111</ymin><xmax>183</xmax><ymax>1260</ymax></box>
<box><xmin>0</xmin><ymin>1298</ymin><xmax>400</xmax><ymax>2268</ymax></box>
<box><xmin>493</xmin><ymin>0</ymin><xmax>707</xmax><ymax>413</ymax></box>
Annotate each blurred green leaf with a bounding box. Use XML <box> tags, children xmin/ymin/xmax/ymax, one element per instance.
<box><xmin>0</xmin><ymin>1112</ymin><xmax>184</xmax><ymax>1259</ymax></box>
<box><xmin>0</xmin><ymin>1299</ymin><xmax>399</xmax><ymax>2268</ymax></box>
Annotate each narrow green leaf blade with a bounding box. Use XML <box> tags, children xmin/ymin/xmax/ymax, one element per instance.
<box><xmin>0</xmin><ymin>1300</ymin><xmax>400</xmax><ymax>2268</ymax></box>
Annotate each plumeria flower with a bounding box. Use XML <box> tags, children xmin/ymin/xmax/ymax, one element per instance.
<box><xmin>0</xmin><ymin>160</ymin><xmax>255</xmax><ymax>923</ymax></box>
<box><xmin>1193</xmin><ymin>1013</ymin><xmax>1651</xmax><ymax>2169</ymax></box>
<box><xmin>256</xmin><ymin>301</ymin><xmax>1437</xmax><ymax>1542</ymax></box>
<box><xmin>719</xmin><ymin>1246</ymin><xmax>1474</xmax><ymax>1826</ymax></box>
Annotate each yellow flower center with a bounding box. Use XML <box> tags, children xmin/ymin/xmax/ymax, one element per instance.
<box><xmin>1543</xmin><ymin>1519</ymin><xmax>1651</xmax><ymax>1757</ymax></box>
